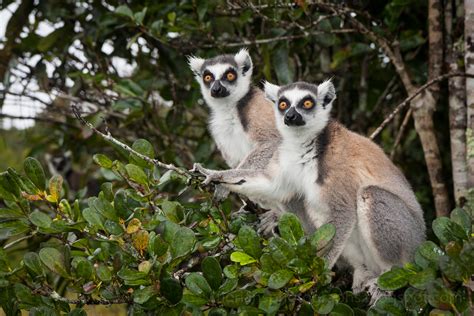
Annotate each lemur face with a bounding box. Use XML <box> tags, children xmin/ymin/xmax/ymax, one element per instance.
<box><xmin>188</xmin><ymin>49</ymin><xmax>253</xmax><ymax>105</ymax></box>
<box><xmin>264</xmin><ymin>80</ymin><xmax>336</xmax><ymax>133</ymax></box>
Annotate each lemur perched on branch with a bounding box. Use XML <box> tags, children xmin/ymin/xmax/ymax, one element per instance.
<box><xmin>188</xmin><ymin>49</ymin><xmax>306</xmax><ymax>234</ymax></box>
<box><xmin>194</xmin><ymin>79</ymin><xmax>426</xmax><ymax>303</ymax></box>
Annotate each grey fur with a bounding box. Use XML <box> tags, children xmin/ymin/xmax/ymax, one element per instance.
<box><xmin>201</xmin><ymin>55</ymin><xmax>238</xmax><ymax>73</ymax></box>
<box><xmin>195</xmin><ymin>79</ymin><xmax>426</xmax><ymax>306</ymax></box>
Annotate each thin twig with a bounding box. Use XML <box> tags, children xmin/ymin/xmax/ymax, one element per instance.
<box><xmin>370</xmin><ymin>72</ymin><xmax>474</xmax><ymax>139</ymax></box>
<box><xmin>203</xmin><ymin>29</ymin><xmax>355</xmax><ymax>48</ymax></box>
<box><xmin>390</xmin><ymin>108</ymin><xmax>413</xmax><ymax>159</ymax></box>
<box><xmin>0</xmin><ymin>113</ymin><xmax>78</xmax><ymax>129</ymax></box>
<box><xmin>70</xmin><ymin>104</ymin><xmax>192</xmax><ymax>178</ymax></box>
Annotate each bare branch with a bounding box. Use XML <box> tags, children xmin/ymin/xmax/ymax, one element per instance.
<box><xmin>203</xmin><ymin>29</ymin><xmax>356</xmax><ymax>48</ymax></box>
<box><xmin>370</xmin><ymin>72</ymin><xmax>474</xmax><ymax>139</ymax></box>
<box><xmin>70</xmin><ymin>102</ymin><xmax>194</xmax><ymax>179</ymax></box>
<box><xmin>390</xmin><ymin>108</ymin><xmax>413</xmax><ymax>159</ymax></box>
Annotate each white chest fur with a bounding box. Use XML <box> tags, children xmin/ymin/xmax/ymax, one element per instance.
<box><xmin>275</xmin><ymin>139</ymin><xmax>329</xmax><ymax>228</ymax></box>
<box><xmin>209</xmin><ymin>108</ymin><xmax>253</xmax><ymax>168</ymax></box>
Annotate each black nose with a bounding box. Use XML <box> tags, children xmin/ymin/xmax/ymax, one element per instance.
<box><xmin>210</xmin><ymin>81</ymin><xmax>229</xmax><ymax>98</ymax></box>
<box><xmin>284</xmin><ymin>108</ymin><xmax>305</xmax><ymax>126</ymax></box>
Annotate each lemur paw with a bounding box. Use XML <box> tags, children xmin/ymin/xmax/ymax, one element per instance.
<box><xmin>257</xmin><ymin>210</ymin><xmax>281</xmax><ymax>237</ymax></box>
<box><xmin>366</xmin><ymin>278</ymin><xmax>391</xmax><ymax>306</ymax></box>
<box><xmin>191</xmin><ymin>163</ymin><xmax>216</xmax><ymax>185</ymax></box>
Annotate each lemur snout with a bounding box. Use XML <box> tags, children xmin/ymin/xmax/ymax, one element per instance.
<box><xmin>284</xmin><ymin>108</ymin><xmax>305</xmax><ymax>126</ymax></box>
<box><xmin>210</xmin><ymin>81</ymin><xmax>229</xmax><ymax>98</ymax></box>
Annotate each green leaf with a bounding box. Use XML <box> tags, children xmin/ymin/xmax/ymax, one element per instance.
<box><xmin>237</xmin><ymin>225</ymin><xmax>261</xmax><ymax>259</ymax></box>
<box><xmin>125</xmin><ymin>164</ymin><xmax>148</xmax><ymax>185</ymax></box>
<box><xmin>115</xmin><ymin>5</ymin><xmax>134</xmax><ymax>18</ymax></box>
<box><xmin>416</xmin><ymin>241</ymin><xmax>445</xmax><ymax>266</ymax></box>
<box><xmin>330</xmin><ymin>303</ymin><xmax>354</xmax><ymax>316</ymax></box>
<box><xmin>160</xmin><ymin>277</ymin><xmax>183</xmax><ymax>305</ymax></box>
<box><xmin>432</xmin><ymin>217</ymin><xmax>468</xmax><ymax>244</ymax></box>
<box><xmin>202</xmin><ymin>257</ymin><xmax>223</xmax><ymax>290</ymax></box>
<box><xmin>426</xmin><ymin>279</ymin><xmax>455</xmax><ymax>310</ymax></box>
<box><xmin>373</xmin><ymin>297</ymin><xmax>405</xmax><ymax>316</ymax></box>
<box><xmin>278</xmin><ymin>213</ymin><xmax>304</xmax><ymax>245</ymax></box>
<box><xmin>268</xmin><ymin>269</ymin><xmax>293</xmax><ymax>289</ymax></box>
<box><xmin>23</xmin><ymin>252</ymin><xmax>44</xmax><ymax>277</ymax></box>
<box><xmin>171</xmin><ymin>226</ymin><xmax>196</xmax><ymax>258</ymax></box>
<box><xmin>272</xmin><ymin>45</ymin><xmax>294</xmax><ymax>84</ymax></box>
<box><xmin>217</xmin><ymin>278</ymin><xmax>238</xmax><ymax>297</ymax></box>
<box><xmin>310</xmin><ymin>223</ymin><xmax>336</xmax><ymax>250</ymax></box>
<box><xmin>96</xmin><ymin>264</ymin><xmax>112</xmax><ymax>282</ymax></box>
<box><xmin>39</xmin><ymin>247</ymin><xmax>69</xmax><ymax>278</ymax></box>
<box><xmin>230</xmin><ymin>251</ymin><xmax>257</xmax><ymax>265</ymax></box>
<box><xmin>117</xmin><ymin>268</ymin><xmax>148</xmax><ymax>286</ymax></box>
<box><xmin>0</xmin><ymin>171</ymin><xmax>20</xmax><ymax>198</ymax></box>
<box><xmin>182</xmin><ymin>294</ymin><xmax>207</xmax><ymax>307</ymax></box>
<box><xmin>73</xmin><ymin>257</ymin><xmax>93</xmax><ymax>280</ymax></box>
<box><xmin>185</xmin><ymin>273</ymin><xmax>212</xmax><ymax>298</ymax></box>
<box><xmin>207</xmin><ymin>308</ymin><xmax>228</xmax><ymax>316</ymax></box>
<box><xmin>409</xmin><ymin>267</ymin><xmax>436</xmax><ymax>289</ymax></box>
<box><xmin>48</xmin><ymin>175</ymin><xmax>63</xmax><ymax>203</ymax></box>
<box><xmin>149</xmin><ymin>234</ymin><xmax>168</xmax><ymax>257</ymax></box>
<box><xmin>269</xmin><ymin>237</ymin><xmax>295</xmax><ymax>266</ymax></box>
<box><xmin>82</xmin><ymin>208</ymin><xmax>105</xmax><ymax>230</ymax></box>
<box><xmin>450</xmin><ymin>208</ymin><xmax>471</xmax><ymax>236</ymax></box>
<box><xmin>23</xmin><ymin>157</ymin><xmax>46</xmax><ymax>191</ymax></box>
<box><xmin>93</xmin><ymin>154</ymin><xmax>113</xmax><ymax>169</ymax></box>
<box><xmin>0</xmin><ymin>220</ymin><xmax>30</xmax><ymax>240</ymax></box>
<box><xmin>29</xmin><ymin>210</ymin><xmax>52</xmax><ymax>228</ymax></box>
<box><xmin>222</xmin><ymin>289</ymin><xmax>253</xmax><ymax>308</ymax></box>
<box><xmin>130</xmin><ymin>139</ymin><xmax>154</xmax><ymax>168</ymax></box>
<box><xmin>133</xmin><ymin>286</ymin><xmax>155</xmax><ymax>304</ymax></box>
<box><xmin>258</xmin><ymin>294</ymin><xmax>282</xmax><ymax>315</ymax></box>
<box><xmin>311</xmin><ymin>294</ymin><xmax>336</xmax><ymax>314</ymax></box>
<box><xmin>404</xmin><ymin>287</ymin><xmax>427</xmax><ymax>312</ymax></box>
<box><xmin>378</xmin><ymin>267</ymin><xmax>412</xmax><ymax>290</ymax></box>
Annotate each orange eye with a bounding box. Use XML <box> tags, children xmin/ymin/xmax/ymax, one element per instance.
<box><xmin>226</xmin><ymin>72</ymin><xmax>236</xmax><ymax>81</ymax></box>
<box><xmin>303</xmin><ymin>100</ymin><xmax>314</xmax><ymax>109</ymax></box>
<box><xmin>278</xmin><ymin>101</ymin><xmax>288</xmax><ymax>110</ymax></box>
<box><xmin>204</xmin><ymin>74</ymin><xmax>213</xmax><ymax>82</ymax></box>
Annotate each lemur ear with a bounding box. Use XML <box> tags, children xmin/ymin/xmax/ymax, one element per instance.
<box><xmin>187</xmin><ymin>55</ymin><xmax>205</xmax><ymax>75</ymax></box>
<box><xmin>234</xmin><ymin>48</ymin><xmax>252</xmax><ymax>75</ymax></box>
<box><xmin>263</xmin><ymin>81</ymin><xmax>280</xmax><ymax>102</ymax></box>
<box><xmin>318</xmin><ymin>79</ymin><xmax>336</xmax><ymax>108</ymax></box>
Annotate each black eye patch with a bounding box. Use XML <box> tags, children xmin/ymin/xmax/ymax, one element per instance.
<box><xmin>297</xmin><ymin>96</ymin><xmax>316</xmax><ymax>110</ymax></box>
<box><xmin>221</xmin><ymin>68</ymin><xmax>238</xmax><ymax>83</ymax></box>
<box><xmin>277</xmin><ymin>97</ymin><xmax>291</xmax><ymax>112</ymax></box>
<box><xmin>202</xmin><ymin>70</ymin><xmax>214</xmax><ymax>86</ymax></box>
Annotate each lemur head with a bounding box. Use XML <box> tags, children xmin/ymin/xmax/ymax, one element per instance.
<box><xmin>188</xmin><ymin>49</ymin><xmax>253</xmax><ymax>109</ymax></box>
<box><xmin>264</xmin><ymin>80</ymin><xmax>336</xmax><ymax>136</ymax></box>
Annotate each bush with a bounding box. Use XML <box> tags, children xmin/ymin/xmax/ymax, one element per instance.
<box><xmin>0</xmin><ymin>149</ymin><xmax>472</xmax><ymax>315</ymax></box>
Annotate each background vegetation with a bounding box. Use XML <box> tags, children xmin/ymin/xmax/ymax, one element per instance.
<box><xmin>0</xmin><ymin>0</ymin><xmax>473</xmax><ymax>315</ymax></box>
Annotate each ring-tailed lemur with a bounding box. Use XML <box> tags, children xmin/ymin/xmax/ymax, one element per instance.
<box><xmin>188</xmin><ymin>49</ymin><xmax>305</xmax><ymax>234</ymax></box>
<box><xmin>194</xmin><ymin>79</ymin><xmax>426</xmax><ymax>303</ymax></box>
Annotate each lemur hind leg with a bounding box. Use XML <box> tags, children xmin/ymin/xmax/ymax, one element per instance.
<box><xmin>356</xmin><ymin>185</ymin><xmax>425</xmax><ymax>304</ymax></box>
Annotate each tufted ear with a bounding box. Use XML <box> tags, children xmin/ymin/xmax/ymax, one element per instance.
<box><xmin>234</xmin><ymin>48</ymin><xmax>252</xmax><ymax>75</ymax></box>
<box><xmin>317</xmin><ymin>79</ymin><xmax>336</xmax><ymax>107</ymax></box>
<box><xmin>263</xmin><ymin>81</ymin><xmax>280</xmax><ymax>102</ymax></box>
<box><xmin>187</xmin><ymin>55</ymin><xmax>205</xmax><ymax>75</ymax></box>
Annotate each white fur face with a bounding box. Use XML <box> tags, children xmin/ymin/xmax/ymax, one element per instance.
<box><xmin>264</xmin><ymin>80</ymin><xmax>336</xmax><ymax>139</ymax></box>
<box><xmin>188</xmin><ymin>49</ymin><xmax>253</xmax><ymax>111</ymax></box>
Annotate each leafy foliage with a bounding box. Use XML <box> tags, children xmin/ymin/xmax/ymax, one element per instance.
<box><xmin>0</xmin><ymin>155</ymin><xmax>473</xmax><ymax>315</ymax></box>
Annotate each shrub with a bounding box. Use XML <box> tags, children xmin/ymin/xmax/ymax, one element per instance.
<box><xmin>0</xmin><ymin>148</ymin><xmax>472</xmax><ymax>315</ymax></box>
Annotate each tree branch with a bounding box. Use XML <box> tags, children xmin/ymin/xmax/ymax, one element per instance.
<box><xmin>370</xmin><ymin>72</ymin><xmax>474</xmax><ymax>139</ymax></box>
<box><xmin>70</xmin><ymin>102</ymin><xmax>194</xmax><ymax>179</ymax></box>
